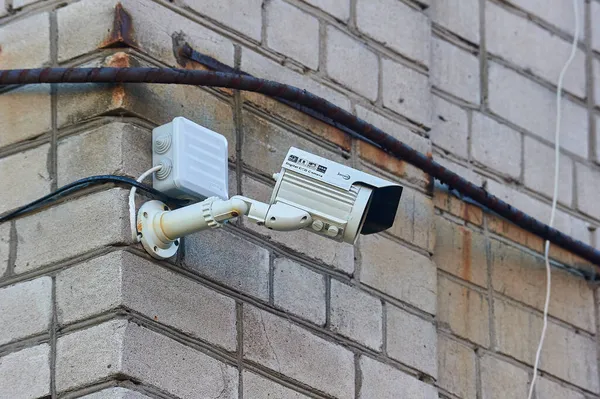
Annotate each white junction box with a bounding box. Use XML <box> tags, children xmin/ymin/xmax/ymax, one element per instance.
<box><xmin>152</xmin><ymin>117</ymin><xmax>229</xmax><ymax>200</ymax></box>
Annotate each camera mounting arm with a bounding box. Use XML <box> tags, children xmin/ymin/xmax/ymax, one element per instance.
<box><xmin>137</xmin><ymin>196</ymin><xmax>312</xmax><ymax>260</ymax></box>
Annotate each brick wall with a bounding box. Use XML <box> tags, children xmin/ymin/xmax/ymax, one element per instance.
<box><xmin>0</xmin><ymin>0</ymin><xmax>599</xmax><ymax>398</ymax></box>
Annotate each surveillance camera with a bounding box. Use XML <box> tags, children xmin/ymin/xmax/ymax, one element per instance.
<box><xmin>268</xmin><ymin>147</ymin><xmax>403</xmax><ymax>244</ymax></box>
<box><xmin>138</xmin><ymin>130</ymin><xmax>403</xmax><ymax>259</ymax></box>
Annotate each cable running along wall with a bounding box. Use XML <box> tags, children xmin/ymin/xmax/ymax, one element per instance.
<box><xmin>1</xmin><ymin>66</ymin><xmax>599</xmax><ymax>270</ymax></box>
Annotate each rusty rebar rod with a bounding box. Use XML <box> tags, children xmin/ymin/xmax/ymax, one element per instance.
<box><xmin>1</xmin><ymin>67</ymin><xmax>599</xmax><ymax>270</ymax></box>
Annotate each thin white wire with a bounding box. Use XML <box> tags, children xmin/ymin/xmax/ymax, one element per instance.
<box><xmin>527</xmin><ymin>1</ymin><xmax>579</xmax><ymax>397</ymax></box>
<box><xmin>129</xmin><ymin>165</ymin><xmax>163</xmax><ymax>242</ymax></box>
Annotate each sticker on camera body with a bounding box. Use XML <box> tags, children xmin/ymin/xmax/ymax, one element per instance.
<box><xmin>282</xmin><ymin>148</ymin><xmax>355</xmax><ymax>190</ymax></box>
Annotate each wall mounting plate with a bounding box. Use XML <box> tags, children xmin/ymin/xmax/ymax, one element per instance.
<box><xmin>137</xmin><ymin>200</ymin><xmax>179</xmax><ymax>260</ymax></box>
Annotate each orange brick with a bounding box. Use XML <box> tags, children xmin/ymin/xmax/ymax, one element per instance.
<box><xmin>358</xmin><ymin>141</ymin><xmax>430</xmax><ymax>188</ymax></box>
<box><xmin>433</xmin><ymin>191</ymin><xmax>483</xmax><ymax>226</ymax></box>
<box><xmin>487</xmin><ymin>214</ymin><xmax>544</xmax><ymax>254</ymax></box>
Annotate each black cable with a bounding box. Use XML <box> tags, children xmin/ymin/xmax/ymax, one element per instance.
<box><xmin>0</xmin><ymin>175</ymin><xmax>189</xmax><ymax>224</ymax></box>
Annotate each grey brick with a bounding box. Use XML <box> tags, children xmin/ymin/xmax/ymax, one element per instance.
<box><xmin>241</xmin><ymin>89</ymin><xmax>352</xmax><ymax>151</ymax></box>
<box><xmin>568</xmin><ymin>216</ymin><xmax>591</xmax><ymax>245</ymax></box>
<box><xmin>494</xmin><ymin>298</ymin><xmax>599</xmax><ymax>393</ymax></box>
<box><xmin>242</xmin><ymin>47</ymin><xmax>351</xmax><ymax>110</ymax></box>
<box><xmin>12</xmin><ymin>0</ymin><xmax>39</xmax><ymax>8</ymax></box>
<box><xmin>593</xmin><ymin>1</ymin><xmax>600</xmax><ymax>53</ymax></box>
<box><xmin>55</xmin><ymin>72</ymin><xmax>121</xmax><ymax>130</ymax></box>
<box><xmin>490</xmin><ymin>239</ymin><xmax>594</xmax><ymax>332</ymax></box>
<box><xmin>56</xmin><ymin>320</ymin><xmax>238</xmax><ymax>398</ymax></box>
<box><xmin>486</xmin><ymin>1</ymin><xmax>586</xmax><ymax>98</ymax></box>
<box><xmin>266</xmin><ymin>0</ymin><xmax>320</xmax><ymax>69</ymax></box>
<box><xmin>480</xmin><ymin>355</ymin><xmax>528</xmax><ymax>399</ymax></box>
<box><xmin>382</xmin><ymin>58</ymin><xmax>430</xmax><ymax>126</ymax></box>
<box><xmin>387</xmin><ymin>306</ymin><xmax>437</xmax><ymax>377</ymax></box>
<box><xmin>438</xmin><ymin>275</ymin><xmax>489</xmax><ymax>347</ymax></box>
<box><xmin>182</xmin><ymin>0</ymin><xmax>262</xmax><ymax>41</ymax></box>
<box><xmin>0</xmin><ymin>222</ymin><xmax>9</xmax><ymax>277</ymax></box>
<box><xmin>595</xmin><ymin>58</ymin><xmax>600</xmax><ymax>109</ymax></box>
<box><xmin>242</xmin><ymin>111</ymin><xmax>347</xmax><ymax>178</ymax></box>
<box><xmin>433</xmin><ymin>217</ymin><xmax>487</xmax><ymax>288</ymax></box>
<box><xmin>0</xmin><ymin>344</ymin><xmax>50</xmax><ymax>399</ymax></box>
<box><xmin>80</xmin><ymin>388</ymin><xmax>151</xmax><ymax>399</ymax></box>
<box><xmin>273</xmin><ymin>257</ymin><xmax>326</xmax><ymax>325</ymax></box>
<box><xmin>15</xmin><ymin>189</ymin><xmax>131</xmax><ymax>274</ymax></box>
<box><xmin>431</xmin><ymin>0</ymin><xmax>479</xmax><ymax>43</ymax></box>
<box><xmin>431</xmin><ymin>38</ymin><xmax>480</xmax><ymax>104</ymax></box>
<box><xmin>597</xmin><ymin>113</ymin><xmax>600</xmax><ymax>162</ymax></box>
<box><xmin>243</xmin><ymin>305</ymin><xmax>354</xmax><ymax>398</ymax></box>
<box><xmin>56</xmin><ymin>320</ymin><xmax>127</xmax><ymax>392</ymax></box>
<box><xmin>303</xmin><ymin>0</ymin><xmax>349</xmax><ymax>21</ymax></box>
<box><xmin>57</xmin><ymin>0</ymin><xmax>115</xmax><ymax>62</ymax></box>
<box><xmin>241</xmin><ymin>175</ymin><xmax>355</xmax><ymax>274</ymax></box>
<box><xmin>575</xmin><ymin>162</ymin><xmax>600</xmax><ymax>220</ymax></box>
<box><xmin>430</xmin><ymin>96</ymin><xmax>469</xmax><ymax>159</ymax></box>
<box><xmin>184</xmin><ymin>227</ymin><xmax>270</xmax><ymax>301</ymax></box>
<box><xmin>57</xmin><ymin>123</ymin><xmax>151</xmax><ymax>187</ymax></box>
<box><xmin>434</xmin><ymin>156</ymin><xmax>484</xmax><ymax>187</ymax></box>
<box><xmin>488</xmin><ymin>62</ymin><xmax>588</xmax><ymax>158</ymax></box>
<box><xmin>355</xmin><ymin>106</ymin><xmax>431</xmax><ymax>154</ymax></box>
<box><xmin>0</xmin><ymin>145</ymin><xmax>51</xmax><ymax>215</ymax></box>
<box><xmin>56</xmin><ymin>253</ymin><xmax>121</xmax><ymax>325</ymax></box>
<box><xmin>325</xmin><ymin>25</ymin><xmax>379</xmax><ymax>100</ymax></box>
<box><xmin>471</xmin><ymin>112</ymin><xmax>522</xmax><ymax>179</ymax></box>
<box><xmin>359</xmin><ymin>356</ymin><xmax>438</xmax><ymax>398</ymax></box>
<box><xmin>508</xmin><ymin>0</ymin><xmax>584</xmax><ymax>38</ymax></box>
<box><xmin>524</xmin><ymin>136</ymin><xmax>573</xmax><ymax>206</ymax></box>
<box><xmin>356</xmin><ymin>0</ymin><xmax>429</xmax><ymax>65</ymax></box>
<box><xmin>437</xmin><ymin>335</ymin><xmax>476</xmax><ymax>399</ymax></box>
<box><xmin>486</xmin><ymin>179</ymin><xmax>572</xmax><ymax>235</ymax></box>
<box><xmin>330</xmin><ymin>280</ymin><xmax>382</xmax><ymax>350</ymax></box>
<box><xmin>360</xmin><ymin>234</ymin><xmax>436</xmax><ymax>314</ymax></box>
<box><xmin>386</xmin><ymin>186</ymin><xmax>435</xmax><ymax>253</ymax></box>
<box><xmin>0</xmin><ymin>85</ymin><xmax>51</xmax><ymax>149</ymax></box>
<box><xmin>58</xmin><ymin>0</ymin><xmax>234</xmax><ymax>65</ymax></box>
<box><xmin>536</xmin><ymin>377</ymin><xmax>586</xmax><ymax>399</ymax></box>
<box><xmin>56</xmin><ymin>251</ymin><xmax>237</xmax><ymax>350</ymax></box>
<box><xmin>0</xmin><ymin>277</ymin><xmax>52</xmax><ymax>345</ymax></box>
<box><xmin>243</xmin><ymin>371</ymin><xmax>310</xmax><ymax>398</ymax></box>
<box><xmin>122</xmin><ymin>323</ymin><xmax>238</xmax><ymax>398</ymax></box>
<box><xmin>0</xmin><ymin>13</ymin><xmax>50</xmax><ymax>69</ymax></box>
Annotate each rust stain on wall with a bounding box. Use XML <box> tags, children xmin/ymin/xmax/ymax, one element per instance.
<box><xmin>106</xmin><ymin>52</ymin><xmax>131</xmax><ymax>68</ymax></box>
<box><xmin>111</xmin><ymin>85</ymin><xmax>126</xmax><ymax>108</ymax></box>
<box><xmin>99</xmin><ymin>3</ymin><xmax>137</xmax><ymax>49</ymax></box>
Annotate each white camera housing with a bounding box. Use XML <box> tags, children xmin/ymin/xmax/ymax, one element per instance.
<box><xmin>269</xmin><ymin>147</ymin><xmax>403</xmax><ymax>243</ymax></box>
<box><xmin>137</xmin><ymin>118</ymin><xmax>403</xmax><ymax>259</ymax></box>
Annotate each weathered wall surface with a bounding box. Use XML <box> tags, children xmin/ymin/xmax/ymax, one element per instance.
<box><xmin>0</xmin><ymin>0</ymin><xmax>599</xmax><ymax>398</ymax></box>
